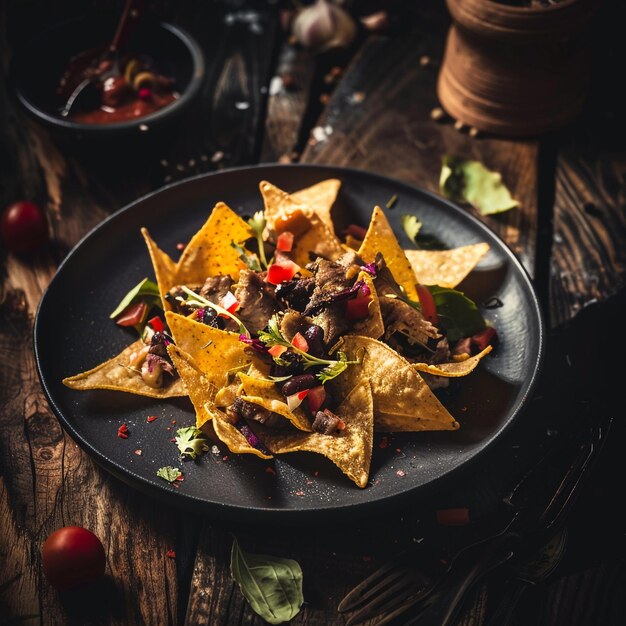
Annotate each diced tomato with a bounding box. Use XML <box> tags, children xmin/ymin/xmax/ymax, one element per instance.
<box><xmin>436</xmin><ymin>507</ymin><xmax>470</xmax><ymax>526</ymax></box>
<box><xmin>346</xmin><ymin>292</ymin><xmax>371</xmax><ymax>320</ymax></box>
<box><xmin>472</xmin><ymin>327</ymin><xmax>497</xmax><ymax>352</ymax></box>
<box><xmin>416</xmin><ymin>284</ymin><xmax>438</xmax><ymax>325</ymax></box>
<box><xmin>286</xmin><ymin>389</ymin><xmax>309</xmax><ymax>412</ymax></box>
<box><xmin>220</xmin><ymin>291</ymin><xmax>240</xmax><ymax>314</ymax></box>
<box><xmin>148</xmin><ymin>316</ymin><xmax>165</xmax><ymax>333</ymax></box>
<box><xmin>116</xmin><ymin>301</ymin><xmax>148</xmax><ymax>327</ymax></box>
<box><xmin>291</xmin><ymin>332</ymin><xmax>309</xmax><ymax>352</ymax></box>
<box><xmin>276</xmin><ymin>231</ymin><xmax>294</xmax><ymax>252</ymax></box>
<box><xmin>268</xmin><ymin>345</ymin><xmax>288</xmax><ymax>358</ymax></box>
<box><xmin>267</xmin><ymin>259</ymin><xmax>299</xmax><ymax>285</ymax></box>
<box><xmin>306</xmin><ymin>386</ymin><xmax>326</xmax><ymax>414</ymax></box>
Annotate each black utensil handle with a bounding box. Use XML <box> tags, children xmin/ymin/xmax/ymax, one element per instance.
<box><xmin>409</xmin><ymin>533</ymin><xmax>515</xmax><ymax>626</ymax></box>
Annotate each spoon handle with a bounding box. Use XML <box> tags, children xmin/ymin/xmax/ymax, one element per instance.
<box><xmin>110</xmin><ymin>0</ymin><xmax>144</xmax><ymax>54</ymax></box>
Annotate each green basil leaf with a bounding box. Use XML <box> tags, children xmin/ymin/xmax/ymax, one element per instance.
<box><xmin>428</xmin><ymin>285</ymin><xmax>486</xmax><ymax>342</ymax></box>
<box><xmin>110</xmin><ymin>278</ymin><xmax>161</xmax><ymax>319</ymax></box>
<box><xmin>440</xmin><ymin>156</ymin><xmax>519</xmax><ymax>215</ymax></box>
<box><xmin>230</xmin><ymin>536</ymin><xmax>303</xmax><ymax>624</ymax></box>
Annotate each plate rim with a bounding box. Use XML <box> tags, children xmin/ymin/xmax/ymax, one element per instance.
<box><xmin>34</xmin><ymin>163</ymin><xmax>546</xmax><ymax>523</ymax></box>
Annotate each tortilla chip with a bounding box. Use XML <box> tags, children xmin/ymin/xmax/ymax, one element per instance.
<box><xmin>330</xmin><ymin>335</ymin><xmax>458</xmax><ymax>432</ymax></box>
<box><xmin>290</xmin><ymin>178</ymin><xmax>341</xmax><ymax>232</ymax></box>
<box><xmin>63</xmin><ymin>339</ymin><xmax>185</xmax><ymax>398</ymax></box>
<box><xmin>358</xmin><ymin>207</ymin><xmax>418</xmax><ymax>300</ymax></box>
<box><xmin>141</xmin><ymin>229</ymin><xmax>178</xmax><ymax>308</ymax></box>
<box><xmin>405</xmin><ymin>243</ymin><xmax>490</xmax><ymax>289</ymax></box>
<box><xmin>166</xmin><ymin>312</ymin><xmax>254</xmax><ymax>389</ymax></box>
<box><xmin>167</xmin><ymin>345</ymin><xmax>216</xmax><ymax>428</ymax></box>
<box><xmin>259</xmin><ymin>181</ymin><xmax>344</xmax><ymax>266</ymax></box>
<box><xmin>237</xmin><ymin>372</ymin><xmax>312</xmax><ymax>432</ymax></box>
<box><xmin>347</xmin><ymin>271</ymin><xmax>384</xmax><ymax>340</ymax></box>
<box><xmin>413</xmin><ymin>345</ymin><xmax>492</xmax><ymax>377</ymax></box>
<box><xmin>257</xmin><ymin>380</ymin><xmax>374</xmax><ymax>488</ymax></box>
<box><xmin>208</xmin><ymin>404</ymin><xmax>273</xmax><ymax>459</ymax></box>
<box><xmin>176</xmin><ymin>202</ymin><xmax>252</xmax><ymax>284</ymax></box>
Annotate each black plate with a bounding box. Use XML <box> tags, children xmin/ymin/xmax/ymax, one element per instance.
<box><xmin>34</xmin><ymin>164</ymin><xmax>544</xmax><ymax>523</ymax></box>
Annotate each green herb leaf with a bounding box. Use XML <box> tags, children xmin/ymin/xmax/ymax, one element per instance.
<box><xmin>230</xmin><ymin>536</ymin><xmax>303</xmax><ymax>625</ymax></box>
<box><xmin>175</xmin><ymin>426</ymin><xmax>209</xmax><ymax>460</ymax></box>
<box><xmin>110</xmin><ymin>278</ymin><xmax>161</xmax><ymax>319</ymax></box>
<box><xmin>427</xmin><ymin>285</ymin><xmax>486</xmax><ymax>342</ymax></box>
<box><xmin>248</xmin><ymin>211</ymin><xmax>268</xmax><ymax>269</ymax></box>
<box><xmin>440</xmin><ymin>156</ymin><xmax>519</xmax><ymax>215</ymax></box>
<box><xmin>401</xmin><ymin>214</ymin><xmax>422</xmax><ymax>244</ymax></box>
<box><xmin>386</xmin><ymin>194</ymin><xmax>398</xmax><ymax>209</ymax></box>
<box><xmin>231</xmin><ymin>241</ymin><xmax>262</xmax><ymax>272</ymax></box>
<box><xmin>156</xmin><ymin>466</ymin><xmax>182</xmax><ymax>483</ymax></box>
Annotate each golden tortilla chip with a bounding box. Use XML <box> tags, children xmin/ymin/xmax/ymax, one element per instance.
<box><xmin>166</xmin><ymin>312</ymin><xmax>254</xmax><ymax>389</ymax></box>
<box><xmin>347</xmin><ymin>271</ymin><xmax>384</xmax><ymax>340</ymax></box>
<box><xmin>167</xmin><ymin>345</ymin><xmax>216</xmax><ymax>429</ymax></box>
<box><xmin>330</xmin><ymin>335</ymin><xmax>458</xmax><ymax>432</ymax></box>
<box><xmin>207</xmin><ymin>403</ymin><xmax>273</xmax><ymax>459</ymax></box>
<box><xmin>358</xmin><ymin>207</ymin><xmax>418</xmax><ymax>300</ymax></box>
<box><xmin>141</xmin><ymin>229</ymin><xmax>178</xmax><ymax>308</ymax></box>
<box><xmin>63</xmin><ymin>339</ymin><xmax>185</xmax><ymax>398</ymax></box>
<box><xmin>259</xmin><ymin>181</ymin><xmax>344</xmax><ymax>266</ymax></box>
<box><xmin>290</xmin><ymin>178</ymin><xmax>341</xmax><ymax>232</ymax></box>
<box><xmin>257</xmin><ymin>380</ymin><xmax>374</xmax><ymax>488</ymax></box>
<box><xmin>405</xmin><ymin>243</ymin><xmax>490</xmax><ymax>289</ymax></box>
<box><xmin>413</xmin><ymin>345</ymin><xmax>492</xmax><ymax>377</ymax></box>
<box><xmin>237</xmin><ymin>372</ymin><xmax>312</xmax><ymax>432</ymax></box>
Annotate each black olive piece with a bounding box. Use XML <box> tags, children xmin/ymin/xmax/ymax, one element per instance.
<box><xmin>303</xmin><ymin>324</ymin><xmax>325</xmax><ymax>357</ymax></box>
<box><xmin>281</xmin><ymin>374</ymin><xmax>317</xmax><ymax>397</ymax></box>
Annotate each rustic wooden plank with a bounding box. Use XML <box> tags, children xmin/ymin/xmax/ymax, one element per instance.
<box><xmin>299</xmin><ymin>5</ymin><xmax>539</xmax><ymax>278</ymax></box>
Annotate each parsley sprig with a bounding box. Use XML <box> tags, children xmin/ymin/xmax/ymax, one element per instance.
<box><xmin>175</xmin><ymin>426</ymin><xmax>209</xmax><ymax>460</ymax></box>
<box><xmin>257</xmin><ymin>316</ymin><xmax>359</xmax><ymax>383</ymax></box>
<box><xmin>179</xmin><ymin>286</ymin><xmax>250</xmax><ymax>338</ymax></box>
<box><xmin>248</xmin><ymin>211</ymin><xmax>268</xmax><ymax>269</ymax></box>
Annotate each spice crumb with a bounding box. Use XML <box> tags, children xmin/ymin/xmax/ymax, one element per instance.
<box><xmin>117</xmin><ymin>424</ymin><xmax>129</xmax><ymax>439</ymax></box>
<box><xmin>134</xmin><ymin>449</ymin><xmax>142</xmax><ymax>456</ymax></box>
<box><xmin>147</xmin><ymin>415</ymin><xmax>158</xmax><ymax>422</ymax></box>
<box><xmin>222</xmin><ymin>456</ymin><xmax>229</xmax><ymax>461</ymax></box>
<box><xmin>166</xmin><ymin>549</ymin><xmax>176</xmax><ymax>559</ymax></box>
<box><xmin>430</xmin><ymin>107</ymin><xmax>445</xmax><ymax>122</ymax></box>
<box><xmin>265</xmin><ymin>467</ymin><xmax>276</xmax><ymax>475</ymax></box>
<box><xmin>396</xmin><ymin>469</ymin><xmax>406</xmax><ymax>477</ymax></box>
<box><xmin>419</xmin><ymin>55</ymin><xmax>432</xmax><ymax>67</ymax></box>
<box><xmin>295</xmin><ymin>491</ymin><xmax>305</xmax><ymax>497</ymax></box>
<box><xmin>379</xmin><ymin>436</ymin><xmax>389</xmax><ymax>449</ymax></box>
<box><xmin>313</xmin><ymin>471</ymin><xmax>320</xmax><ymax>477</ymax></box>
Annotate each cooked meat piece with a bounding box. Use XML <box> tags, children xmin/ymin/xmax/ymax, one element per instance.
<box><xmin>312</xmin><ymin>409</ymin><xmax>345</xmax><ymax>435</ymax></box>
<box><xmin>279</xmin><ymin>311</ymin><xmax>311</xmax><ymax>342</ymax></box>
<box><xmin>452</xmin><ymin>337</ymin><xmax>472</xmax><ymax>356</ymax></box>
<box><xmin>235</xmin><ymin>269</ymin><xmax>281</xmax><ymax>332</ymax></box>
<box><xmin>303</xmin><ymin>258</ymin><xmax>354</xmax><ymax>315</ymax></box>
<box><xmin>311</xmin><ymin>303</ymin><xmax>351</xmax><ymax>348</ymax></box>
<box><xmin>275</xmin><ymin>277</ymin><xmax>315</xmax><ymax>311</ymax></box>
<box><xmin>225</xmin><ymin>397</ymin><xmax>282</xmax><ymax>427</ymax></box>
<box><xmin>429</xmin><ymin>337</ymin><xmax>451</xmax><ymax>365</ymax></box>
<box><xmin>165</xmin><ymin>285</ymin><xmax>200</xmax><ymax>315</ymax></box>
<box><xmin>379</xmin><ymin>297</ymin><xmax>439</xmax><ymax>347</ymax></box>
<box><xmin>200</xmin><ymin>275</ymin><xmax>234</xmax><ymax>302</ymax></box>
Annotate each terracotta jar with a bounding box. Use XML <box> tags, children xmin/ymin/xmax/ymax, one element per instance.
<box><xmin>437</xmin><ymin>0</ymin><xmax>599</xmax><ymax>136</ymax></box>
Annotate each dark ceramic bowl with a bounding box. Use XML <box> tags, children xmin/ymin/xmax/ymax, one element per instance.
<box><xmin>11</xmin><ymin>14</ymin><xmax>205</xmax><ymax>139</ymax></box>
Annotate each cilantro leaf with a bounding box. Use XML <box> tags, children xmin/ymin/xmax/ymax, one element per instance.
<box><xmin>175</xmin><ymin>426</ymin><xmax>209</xmax><ymax>460</ymax></box>
<box><xmin>156</xmin><ymin>466</ymin><xmax>182</xmax><ymax>483</ymax></box>
<box><xmin>231</xmin><ymin>241</ymin><xmax>262</xmax><ymax>272</ymax></box>
<box><xmin>401</xmin><ymin>215</ymin><xmax>422</xmax><ymax>244</ymax></box>
<box><xmin>440</xmin><ymin>156</ymin><xmax>519</xmax><ymax>215</ymax></box>
<box><xmin>247</xmin><ymin>211</ymin><xmax>268</xmax><ymax>269</ymax></box>
<box><xmin>110</xmin><ymin>278</ymin><xmax>161</xmax><ymax>319</ymax></box>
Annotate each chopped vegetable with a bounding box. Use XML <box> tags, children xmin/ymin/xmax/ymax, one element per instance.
<box><xmin>401</xmin><ymin>214</ymin><xmax>422</xmax><ymax>244</ymax></box>
<box><xmin>427</xmin><ymin>285</ymin><xmax>485</xmax><ymax>342</ymax></box>
<box><xmin>115</xmin><ymin>301</ymin><xmax>149</xmax><ymax>327</ymax></box>
<box><xmin>174</xmin><ymin>426</ymin><xmax>210</xmax><ymax>460</ymax></box>
<box><xmin>267</xmin><ymin>259</ymin><xmax>299</xmax><ymax>285</ymax></box>
<box><xmin>110</xmin><ymin>278</ymin><xmax>161</xmax><ymax>319</ymax></box>
<box><xmin>247</xmin><ymin>211</ymin><xmax>268</xmax><ymax>268</ymax></box>
<box><xmin>148</xmin><ymin>315</ymin><xmax>165</xmax><ymax>333</ymax></box>
<box><xmin>291</xmin><ymin>332</ymin><xmax>309</xmax><ymax>352</ymax></box>
<box><xmin>416</xmin><ymin>284</ymin><xmax>438</xmax><ymax>325</ymax></box>
<box><xmin>276</xmin><ymin>231</ymin><xmax>294</xmax><ymax>252</ymax></box>
<box><xmin>156</xmin><ymin>466</ymin><xmax>183</xmax><ymax>483</ymax></box>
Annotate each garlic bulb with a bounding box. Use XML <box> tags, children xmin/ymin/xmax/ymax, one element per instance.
<box><xmin>292</xmin><ymin>0</ymin><xmax>357</xmax><ymax>52</ymax></box>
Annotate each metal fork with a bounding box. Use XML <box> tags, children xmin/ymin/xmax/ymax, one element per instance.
<box><xmin>339</xmin><ymin>412</ymin><xmax>612</xmax><ymax>626</ymax></box>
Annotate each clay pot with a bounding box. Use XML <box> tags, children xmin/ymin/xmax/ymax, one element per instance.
<box><xmin>437</xmin><ymin>0</ymin><xmax>599</xmax><ymax>137</ymax></box>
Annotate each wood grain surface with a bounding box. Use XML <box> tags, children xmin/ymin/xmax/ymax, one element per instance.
<box><xmin>1</xmin><ymin>0</ymin><xmax>625</xmax><ymax>625</ymax></box>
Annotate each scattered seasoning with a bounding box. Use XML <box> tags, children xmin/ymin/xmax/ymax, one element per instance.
<box><xmin>171</xmin><ymin>419</ymin><xmax>177</xmax><ymax>425</ymax></box>
<box><xmin>166</xmin><ymin>427</ymin><xmax>171</xmax><ymax>431</ymax></box>
<box><xmin>176</xmin><ymin>242</ymin><xmax>185</xmax><ymax>251</ymax></box>
<box><xmin>134</xmin><ymin>449</ymin><xmax>142</xmax><ymax>456</ymax></box>
<box><xmin>436</xmin><ymin>507</ymin><xmax>470</xmax><ymax>526</ymax></box>
<box><xmin>320</xmin><ymin>93</ymin><xmax>331</xmax><ymax>105</ymax></box>
<box><xmin>430</xmin><ymin>107</ymin><xmax>445</xmax><ymax>122</ymax></box>
<box><xmin>306</xmin><ymin>480</ymin><xmax>314</xmax><ymax>486</ymax></box>
<box><xmin>166</xmin><ymin>549</ymin><xmax>176</xmax><ymax>559</ymax></box>
<box><xmin>379</xmin><ymin>436</ymin><xmax>389</xmax><ymax>449</ymax></box>
<box><xmin>351</xmin><ymin>91</ymin><xmax>365</xmax><ymax>104</ymax></box>
<box><xmin>211</xmin><ymin>151</ymin><xmax>224</xmax><ymax>163</ymax></box>
<box><xmin>265</xmin><ymin>467</ymin><xmax>276</xmax><ymax>475</ymax></box>
<box><xmin>117</xmin><ymin>423</ymin><xmax>129</xmax><ymax>439</ymax></box>
<box><xmin>295</xmin><ymin>491</ymin><xmax>305</xmax><ymax>497</ymax></box>
<box><xmin>222</xmin><ymin>455</ymin><xmax>229</xmax><ymax>461</ymax></box>
<box><xmin>386</xmin><ymin>194</ymin><xmax>398</xmax><ymax>210</ymax></box>
<box><xmin>313</xmin><ymin>471</ymin><xmax>320</xmax><ymax>477</ymax></box>
<box><xmin>170</xmin><ymin>438</ymin><xmax>177</xmax><ymax>443</ymax></box>
<box><xmin>419</xmin><ymin>55</ymin><xmax>431</xmax><ymax>67</ymax></box>
<box><xmin>147</xmin><ymin>415</ymin><xmax>158</xmax><ymax>423</ymax></box>
<box><xmin>396</xmin><ymin>469</ymin><xmax>406</xmax><ymax>477</ymax></box>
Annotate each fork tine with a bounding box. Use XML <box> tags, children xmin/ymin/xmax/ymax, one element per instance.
<box><xmin>338</xmin><ymin>561</ymin><xmax>408</xmax><ymax>611</ymax></box>
<box><xmin>345</xmin><ymin>581</ymin><xmax>421</xmax><ymax>626</ymax></box>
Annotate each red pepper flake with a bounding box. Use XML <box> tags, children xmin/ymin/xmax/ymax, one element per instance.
<box><xmin>166</xmin><ymin>427</ymin><xmax>171</xmax><ymax>431</ymax></box>
<box><xmin>362</xmin><ymin>555</ymin><xmax>372</xmax><ymax>562</ymax></box>
<box><xmin>396</xmin><ymin>469</ymin><xmax>406</xmax><ymax>477</ymax></box>
<box><xmin>306</xmin><ymin>480</ymin><xmax>314</xmax><ymax>485</ymax></box>
<box><xmin>166</xmin><ymin>549</ymin><xmax>176</xmax><ymax>559</ymax></box>
<box><xmin>171</xmin><ymin>419</ymin><xmax>177</xmax><ymax>425</ymax></box>
<box><xmin>176</xmin><ymin>242</ymin><xmax>185</xmax><ymax>250</ymax></box>
<box><xmin>172</xmin><ymin>482</ymin><xmax>180</xmax><ymax>489</ymax></box>
<box><xmin>117</xmin><ymin>423</ymin><xmax>129</xmax><ymax>439</ymax></box>
<box><xmin>147</xmin><ymin>415</ymin><xmax>158</xmax><ymax>423</ymax></box>
<box><xmin>313</xmin><ymin>471</ymin><xmax>320</xmax><ymax>477</ymax></box>
<box><xmin>175</xmin><ymin>474</ymin><xmax>184</xmax><ymax>482</ymax></box>
<box><xmin>379</xmin><ymin>436</ymin><xmax>389</xmax><ymax>449</ymax></box>
<box><xmin>436</xmin><ymin>507</ymin><xmax>470</xmax><ymax>526</ymax></box>
<box><xmin>396</xmin><ymin>448</ymin><xmax>402</xmax><ymax>453</ymax></box>
<box><xmin>222</xmin><ymin>456</ymin><xmax>229</xmax><ymax>461</ymax></box>
<box><xmin>265</xmin><ymin>467</ymin><xmax>276</xmax><ymax>475</ymax></box>
<box><xmin>295</xmin><ymin>491</ymin><xmax>305</xmax><ymax>496</ymax></box>
<box><xmin>134</xmin><ymin>449</ymin><xmax>142</xmax><ymax>456</ymax></box>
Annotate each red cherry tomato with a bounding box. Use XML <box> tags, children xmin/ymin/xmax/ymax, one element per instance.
<box><xmin>416</xmin><ymin>284</ymin><xmax>438</xmax><ymax>325</ymax></box>
<box><xmin>0</xmin><ymin>201</ymin><xmax>49</xmax><ymax>254</ymax></box>
<box><xmin>116</xmin><ymin>301</ymin><xmax>148</xmax><ymax>327</ymax></box>
<box><xmin>42</xmin><ymin>526</ymin><xmax>106</xmax><ymax>591</ymax></box>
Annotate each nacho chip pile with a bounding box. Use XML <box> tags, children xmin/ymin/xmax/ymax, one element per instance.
<box><xmin>63</xmin><ymin>178</ymin><xmax>495</xmax><ymax>488</ymax></box>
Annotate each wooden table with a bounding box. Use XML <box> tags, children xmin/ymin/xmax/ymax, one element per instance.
<box><xmin>2</xmin><ymin>1</ymin><xmax>625</xmax><ymax>624</ymax></box>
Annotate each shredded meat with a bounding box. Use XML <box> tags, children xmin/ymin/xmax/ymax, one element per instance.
<box><xmin>312</xmin><ymin>409</ymin><xmax>345</xmax><ymax>435</ymax></box>
<box><xmin>235</xmin><ymin>270</ymin><xmax>281</xmax><ymax>332</ymax></box>
<box><xmin>225</xmin><ymin>397</ymin><xmax>281</xmax><ymax>427</ymax></box>
<box><xmin>200</xmin><ymin>275</ymin><xmax>234</xmax><ymax>302</ymax></box>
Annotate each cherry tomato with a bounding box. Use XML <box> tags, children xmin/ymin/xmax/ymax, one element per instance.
<box><xmin>416</xmin><ymin>284</ymin><xmax>438</xmax><ymax>325</ymax></box>
<box><xmin>42</xmin><ymin>526</ymin><xmax>106</xmax><ymax>591</ymax></box>
<box><xmin>115</xmin><ymin>301</ymin><xmax>148</xmax><ymax>327</ymax></box>
<box><xmin>0</xmin><ymin>201</ymin><xmax>49</xmax><ymax>254</ymax></box>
